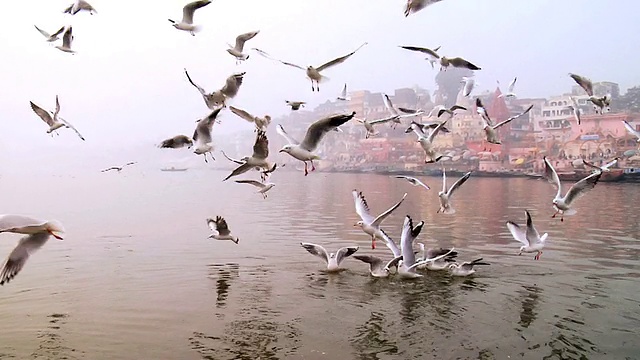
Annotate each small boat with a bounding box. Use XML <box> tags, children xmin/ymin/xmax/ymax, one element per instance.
<box><xmin>161</xmin><ymin>167</ymin><xmax>188</xmax><ymax>172</ymax></box>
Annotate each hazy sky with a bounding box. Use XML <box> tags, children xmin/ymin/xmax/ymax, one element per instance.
<box><xmin>1</xmin><ymin>0</ymin><xmax>639</xmax><ymax>161</ymax></box>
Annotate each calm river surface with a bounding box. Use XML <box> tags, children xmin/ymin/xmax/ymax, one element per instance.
<box><xmin>0</xmin><ymin>170</ymin><xmax>638</xmax><ymax>359</ymax></box>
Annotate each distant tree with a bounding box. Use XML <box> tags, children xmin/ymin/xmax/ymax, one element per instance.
<box><xmin>434</xmin><ymin>68</ymin><xmax>473</xmax><ymax>107</ymax></box>
<box><xmin>615</xmin><ymin>86</ymin><xmax>640</xmax><ymax>112</ymax></box>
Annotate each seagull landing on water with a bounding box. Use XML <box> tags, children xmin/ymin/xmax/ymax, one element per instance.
<box><xmin>34</xmin><ymin>25</ymin><xmax>65</xmax><ymax>42</ymax></box>
<box><xmin>101</xmin><ymin>162</ymin><xmax>136</xmax><ymax>173</ymax></box>
<box><xmin>169</xmin><ymin>0</ymin><xmax>211</xmax><ymax>36</ymax></box>
<box><xmin>542</xmin><ymin>156</ymin><xmax>601</xmax><ymax>221</ymax></box>
<box><xmin>193</xmin><ymin>108</ymin><xmax>222</xmax><ymax>163</ymax></box>
<box><xmin>623</xmin><ymin>120</ymin><xmax>640</xmax><ymax>142</ymax></box>
<box><xmin>399</xmin><ymin>45</ymin><xmax>441</xmax><ymax>69</ymax></box>
<box><xmin>447</xmin><ymin>258</ymin><xmax>490</xmax><ymax>277</ymax></box>
<box><xmin>285</xmin><ymin>101</ymin><xmax>305</xmax><ymax>111</ymax></box>
<box><xmin>206</xmin><ymin>216</ymin><xmax>238</xmax><ymax>244</ymax></box>
<box><xmin>63</xmin><ymin>0</ymin><xmax>97</xmax><ymax>15</ymax></box>
<box><xmin>393</xmin><ymin>175</ymin><xmax>430</xmax><ymax>190</ymax></box>
<box><xmin>277</xmin><ymin>112</ymin><xmax>356</xmax><ymax>176</ymax></box>
<box><xmin>0</xmin><ymin>215</ymin><xmax>65</xmax><ymax>286</ymax></box>
<box><xmin>569</xmin><ymin>73</ymin><xmax>612</xmax><ymax>114</ymax></box>
<box><xmin>300</xmin><ymin>243</ymin><xmax>359</xmax><ymax>273</ymax></box>
<box><xmin>507</xmin><ymin>210</ymin><xmax>548</xmax><ymax>260</ymax></box>
<box><xmin>497</xmin><ymin>77</ymin><xmax>518</xmax><ymax>99</ymax></box>
<box><xmin>184</xmin><ymin>69</ymin><xmax>245</xmax><ymax>109</ymax></box>
<box><xmin>226</xmin><ymin>31</ymin><xmax>259</xmax><ymax>64</ymax></box>
<box><xmin>337</xmin><ymin>83</ymin><xmax>350</xmax><ymax>101</ymax></box>
<box><xmin>438</xmin><ymin>169</ymin><xmax>471</xmax><ymax>214</ymax></box>
<box><xmin>54</xmin><ymin>26</ymin><xmax>75</xmax><ymax>54</ymax></box>
<box><xmin>29</xmin><ymin>96</ymin><xmax>85</xmax><ymax>140</ymax></box>
<box><xmin>353</xmin><ymin>190</ymin><xmax>406</xmax><ymax>250</ymax></box>
<box><xmin>235</xmin><ymin>180</ymin><xmax>275</xmax><ymax>199</ymax></box>
<box><xmin>482</xmin><ymin>105</ymin><xmax>533</xmax><ymax>145</ymax></box>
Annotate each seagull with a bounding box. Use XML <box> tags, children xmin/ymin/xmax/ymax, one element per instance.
<box><xmin>168</xmin><ymin>0</ymin><xmax>211</xmax><ymax>36</ymax></box>
<box><xmin>393</xmin><ymin>175</ymin><xmax>430</xmax><ymax>190</ymax></box>
<box><xmin>226</xmin><ymin>30</ymin><xmax>259</xmax><ymax>64</ymax></box>
<box><xmin>427</xmin><ymin>105</ymin><xmax>446</xmax><ymax>118</ymax></box>
<box><xmin>439</xmin><ymin>56</ymin><xmax>481</xmax><ymax>71</ymax></box>
<box><xmin>101</xmin><ymin>162</ymin><xmax>136</xmax><ymax>173</ymax></box>
<box><xmin>404</xmin><ymin>0</ymin><xmax>443</xmax><ymax>17</ymax></box>
<box><xmin>460</xmin><ymin>77</ymin><xmax>475</xmax><ymax>97</ymax></box>
<box><xmin>300</xmin><ymin>243</ymin><xmax>359</xmax><ymax>272</ymax></box>
<box><xmin>285</xmin><ymin>101</ymin><xmax>306</xmax><ymax>111</ymax></box>
<box><xmin>277</xmin><ymin>112</ymin><xmax>356</xmax><ymax>176</ymax></box>
<box><xmin>506</xmin><ymin>210</ymin><xmax>548</xmax><ymax>260</ymax></box>
<box><xmin>399</xmin><ymin>45</ymin><xmax>441</xmax><ymax>69</ymax></box>
<box><xmin>229</xmin><ymin>106</ymin><xmax>270</xmax><ymax>132</ymax></box>
<box><xmin>54</xmin><ymin>26</ymin><xmax>75</xmax><ymax>54</ymax></box>
<box><xmin>569</xmin><ymin>73</ymin><xmax>611</xmax><ymax>114</ymax></box>
<box><xmin>184</xmin><ymin>69</ymin><xmax>245</xmax><ymax>109</ymax></box>
<box><xmin>63</xmin><ymin>0</ymin><xmax>97</xmax><ymax>15</ymax></box>
<box><xmin>223</xmin><ymin>131</ymin><xmax>274</xmax><ymax>181</ymax></box>
<box><xmin>355</xmin><ymin>115</ymin><xmax>399</xmax><ymax>139</ymax></box>
<box><xmin>437</xmin><ymin>169</ymin><xmax>471</xmax><ymax>214</ymax></box>
<box><xmin>193</xmin><ymin>108</ymin><xmax>222</xmax><ymax>163</ymax></box>
<box><xmin>447</xmin><ymin>258</ymin><xmax>490</xmax><ymax>277</ymax></box>
<box><xmin>566</xmin><ymin>96</ymin><xmax>582</xmax><ymax>125</ymax></box>
<box><xmin>352</xmin><ymin>190</ymin><xmax>407</xmax><ymax>250</ymax></box>
<box><xmin>623</xmin><ymin>120</ymin><xmax>640</xmax><ymax>142</ymax></box>
<box><xmin>398</xmin><ymin>106</ymin><xmax>426</xmax><ymax>115</ymax></box>
<box><xmin>437</xmin><ymin>105</ymin><xmax>467</xmax><ymax>119</ymax></box>
<box><xmin>416</xmin><ymin>244</ymin><xmax>458</xmax><ymax>270</ymax></box>
<box><xmin>29</xmin><ymin>96</ymin><xmax>85</xmax><ymax>140</ymax></box>
<box><xmin>582</xmin><ymin>157</ymin><xmax>620</xmax><ymax>173</ymax></box>
<box><xmin>498</xmin><ymin>77</ymin><xmax>518</xmax><ymax>98</ymax></box>
<box><xmin>257</xmin><ymin>43</ymin><xmax>367</xmax><ymax>91</ymax></box>
<box><xmin>235</xmin><ymin>180</ymin><xmax>275</xmax><ymax>199</ymax></box>
<box><xmin>34</xmin><ymin>25</ymin><xmax>65</xmax><ymax>42</ymax></box>
<box><xmin>383</xmin><ymin>94</ymin><xmax>424</xmax><ymax>128</ymax></box>
<box><xmin>158</xmin><ymin>135</ymin><xmax>193</xmax><ymax>149</ymax></box>
<box><xmin>206</xmin><ymin>216</ymin><xmax>238</xmax><ymax>244</ymax></box>
<box><xmin>542</xmin><ymin>156</ymin><xmax>601</xmax><ymax>221</ymax></box>
<box><xmin>0</xmin><ymin>215</ymin><xmax>65</xmax><ymax>285</ymax></box>
<box><xmin>337</xmin><ymin>83</ymin><xmax>350</xmax><ymax>101</ymax></box>
<box><xmin>406</xmin><ymin>120</ymin><xmax>448</xmax><ymax>163</ymax></box>
<box><xmin>404</xmin><ymin>121</ymin><xmax>451</xmax><ymax>134</ymax></box>
<box><xmin>352</xmin><ymin>255</ymin><xmax>399</xmax><ymax>278</ymax></box>
<box><xmin>475</xmin><ymin>98</ymin><xmax>491</xmax><ymax>124</ymax></box>
<box><xmin>482</xmin><ymin>104</ymin><xmax>534</xmax><ymax>145</ymax></box>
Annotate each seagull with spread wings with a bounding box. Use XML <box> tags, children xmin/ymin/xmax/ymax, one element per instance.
<box><xmin>29</xmin><ymin>96</ymin><xmax>85</xmax><ymax>140</ymax></box>
<box><xmin>382</xmin><ymin>94</ymin><xmax>424</xmax><ymax>128</ymax></box>
<box><xmin>300</xmin><ymin>243</ymin><xmax>359</xmax><ymax>272</ymax></box>
<box><xmin>158</xmin><ymin>135</ymin><xmax>193</xmax><ymax>149</ymax></box>
<box><xmin>226</xmin><ymin>31</ymin><xmax>260</xmax><ymax>64</ymax></box>
<box><xmin>399</xmin><ymin>45</ymin><xmax>441</xmax><ymax>69</ymax></box>
<box><xmin>406</xmin><ymin>120</ymin><xmax>448</xmax><ymax>163</ymax></box>
<box><xmin>54</xmin><ymin>26</ymin><xmax>75</xmax><ymax>54</ymax></box>
<box><xmin>353</xmin><ymin>190</ymin><xmax>407</xmax><ymax>250</ymax></box>
<box><xmin>506</xmin><ymin>210</ymin><xmax>548</xmax><ymax>260</ymax></box>
<box><xmin>437</xmin><ymin>169</ymin><xmax>471</xmax><ymax>214</ymax></box>
<box><xmin>34</xmin><ymin>25</ymin><xmax>65</xmax><ymax>42</ymax></box>
<box><xmin>63</xmin><ymin>0</ymin><xmax>97</xmax><ymax>15</ymax></box>
<box><xmin>206</xmin><ymin>216</ymin><xmax>238</xmax><ymax>244</ymax></box>
<box><xmin>498</xmin><ymin>77</ymin><xmax>518</xmax><ymax>99</ymax></box>
<box><xmin>168</xmin><ymin>0</ymin><xmax>211</xmax><ymax>36</ymax></box>
<box><xmin>569</xmin><ymin>73</ymin><xmax>612</xmax><ymax>114</ymax></box>
<box><xmin>437</xmin><ymin>105</ymin><xmax>467</xmax><ymax>119</ymax></box>
<box><xmin>235</xmin><ymin>180</ymin><xmax>275</xmax><ymax>199</ymax></box>
<box><xmin>223</xmin><ymin>131</ymin><xmax>274</xmax><ymax>181</ymax></box>
<box><xmin>285</xmin><ymin>101</ymin><xmax>306</xmax><ymax>111</ymax></box>
<box><xmin>482</xmin><ymin>104</ymin><xmax>533</xmax><ymax>145</ymax></box>
<box><xmin>256</xmin><ymin>43</ymin><xmax>367</xmax><ymax>91</ymax></box>
<box><xmin>229</xmin><ymin>106</ymin><xmax>270</xmax><ymax>132</ymax></box>
<box><xmin>439</xmin><ymin>56</ymin><xmax>481</xmax><ymax>71</ymax></box>
<box><xmin>354</xmin><ymin>115</ymin><xmax>399</xmax><ymax>139</ymax></box>
<box><xmin>101</xmin><ymin>162</ymin><xmax>137</xmax><ymax>173</ymax></box>
<box><xmin>277</xmin><ymin>112</ymin><xmax>355</xmax><ymax>175</ymax></box>
<box><xmin>393</xmin><ymin>175</ymin><xmax>430</xmax><ymax>190</ymax></box>
<box><xmin>185</xmin><ymin>69</ymin><xmax>245</xmax><ymax>109</ymax></box>
<box><xmin>192</xmin><ymin>108</ymin><xmax>222</xmax><ymax>163</ymax></box>
<box><xmin>337</xmin><ymin>83</ymin><xmax>350</xmax><ymax>101</ymax></box>
<box><xmin>582</xmin><ymin>157</ymin><xmax>620</xmax><ymax>173</ymax></box>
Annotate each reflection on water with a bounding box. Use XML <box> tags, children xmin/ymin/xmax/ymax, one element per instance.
<box><xmin>0</xmin><ymin>172</ymin><xmax>639</xmax><ymax>358</ymax></box>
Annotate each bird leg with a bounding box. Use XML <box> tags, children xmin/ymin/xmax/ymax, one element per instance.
<box><xmin>534</xmin><ymin>251</ymin><xmax>542</xmax><ymax>260</ymax></box>
<box><xmin>310</xmin><ymin>160</ymin><xmax>316</xmax><ymax>172</ymax></box>
<box><xmin>262</xmin><ymin>193</ymin><xmax>267</xmax><ymax>199</ymax></box>
<box><xmin>311</xmin><ymin>81</ymin><xmax>315</xmax><ymax>92</ymax></box>
<box><xmin>551</xmin><ymin>210</ymin><xmax>559</xmax><ymax>219</ymax></box>
<box><xmin>303</xmin><ymin>161</ymin><xmax>309</xmax><ymax>176</ymax></box>
<box><xmin>371</xmin><ymin>236</ymin><xmax>376</xmax><ymax>250</ymax></box>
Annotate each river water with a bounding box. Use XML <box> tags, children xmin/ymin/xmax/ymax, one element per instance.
<box><xmin>0</xmin><ymin>170</ymin><xmax>638</xmax><ymax>359</ymax></box>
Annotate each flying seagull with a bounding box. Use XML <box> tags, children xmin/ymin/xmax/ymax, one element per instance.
<box><xmin>256</xmin><ymin>43</ymin><xmax>367</xmax><ymax>91</ymax></box>
<box><xmin>482</xmin><ymin>104</ymin><xmax>534</xmax><ymax>145</ymax></box>
<box><xmin>353</xmin><ymin>190</ymin><xmax>407</xmax><ymax>250</ymax></box>
<box><xmin>54</xmin><ymin>26</ymin><xmax>75</xmax><ymax>54</ymax></box>
<box><xmin>460</xmin><ymin>77</ymin><xmax>476</xmax><ymax>97</ymax></box>
<box><xmin>506</xmin><ymin>210</ymin><xmax>548</xmax><ymax>260</ymax></box>
<box><xmin>29</xmin><ymin>96</ymin><xmax>85</xmax><ymax>140</ymax></box>
<box><xmin>277</xmin><ymin>112</ymin><xmax>356</xmax><ymax>175</ymax></box>
<box><xmin>622</xmin><ymin>120</ymin><xmax>640</xmax><ymax>142</ymax></box>
<box><xmin>355</xmin><ymin>115</ymin><xmax>399</xmax><ymax>139</ymax></box>
<box><xmin>168</xmin><ymin>0</ymin><xmax>211</xmax><ymax>36</ymax></box>
<box><xmin>498</xmin><ymin>77</ymin><xmax>518</xmax><ymax>99</ymax></box>
<box><xmin>438</xmin><ymin>169</ymin><xmax>472</xmax><ymax>214</ymax></box>
<box><xmin>566</xmin><ymin>96</ymin><xmax>582</xmax><ymax>125</ymax></box>
<box><xmin>192</xmin><ymin>108</ymin><xmax>222</xmax><ymax>163</ymax></box>
<box><xmin>0</xmin><ymin>215</ymin><xmax>65</xmax><ymax>286</ymax></box>
<box><xmin>383</xmin><ymin>94</ymin><xmax>424</xmax><ymax>128</ymax></box>
<box><xmin>447</xmin><ymin>258</ymin><xmax>490</xmax><ymax>277</ymax></box>
<box><xmin>399</xmin><ymin>45</ymin><xmax>441</xmax><ymax>69</ymax></box>
<box><xmin>404</xmin><ymin>0</ymin><xmax>443</xmax><ymax>17</ymax></box>
<box><xmin>475</xmin><ymin>98</ymin><xmax>491</xmax><ymax>124</ymax></box>
<box><xmin>235</xmin><ymin>179</ymin><xmax>275</xmax><ymax>199</ymax></box>
<box><xmin>226</xmin><ymin>31</ymin><xmax>260</xmax><ymax>64</ymax></box>
<box><xmin>569</xmin><ymin>73</ymin><xmax>612</xmax><ymax>114</ymax></box>
<box><xmin>223</xmin><ymin>130</ymin><xmax>274</xmax><ymax>181</ymax></box>
<box><xmin>63</xmin><ymin>0</ymin><xmax>97</xmax><ymax>15</ymax></box>
<box><xmin>404</xmin><ymin>120</ymin><xmax>451</xmax><ymax>134</ymax></box>
<box><xmin>285</xmin><ymin>101</ymin><xmax>305</xmax><ymax>111</ymax></box>
<box><xmin>582</xmin><ymin>158</ymin><xmax>620</xmax><ymax>173</ymax></box>
<box><xmin>393</xmin><ymin>175</ymin><xmax>430</xmax><ymax>190</ymax></box>
<box><xmin>101</xmin><ymin>162</ymin><xmax>137</xmax><ymax>173</ymax></box>
<box><xmin>206</xmin><ymin>216</ymin><xmax>238</xmax><ymax>244</ymax></box>
<box><xmin>184</xmin><ymin>69</ymin><xmax>245</xmax><ymax>109</ymax></box>
<box><xmin>34</xmin><ymin>25</ymin><xmax>65</xmax><ymax>42</ymax></box>
<box><xmin>437</xmin><ymin>105</ymin><xmax>467</xmax><ymax>119</ymax></box>
<box><xmin>542</xmin><ymin>156</ymin><xmax>601</xmax><ymax>221</ymax></box>
<box><xmin>300</xmin><ymin>243</ymin><xmax>359</xmax><ymax>272</ymax></box>
<box><xmin>439</xmin><ymin>56</ymin><xmax>481</xmax><ymax>71</ymax></box>
<box><xmin>416</xmin><ymin>244</ymin><xmax>458</xmax><ymax>270</ymax></box>
<box><xmin>406</xmin><ymin>119</ymin><xmax>448</xmax><ymax>163</ymax></box>
<box><xmin>337</xmin><ymin>83</ymin><xmax>350</xmax><ymax>101</ymax></box>
<box><xmin>158</xmin><ymin>135</ymin><xmax>193</xmax><ymax>149</ymax></box>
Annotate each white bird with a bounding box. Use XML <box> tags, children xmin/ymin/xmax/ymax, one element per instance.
<box><xmin>569</xmin><ymin>73</ymin><xmax>611</xmax><ymax>114</ymax></box>
<box><xmin>382</xmin><ymin>94</ymin><xmax>424</xmax><ymax>128</ymax></box>
<box><xmin>226</xmin><ymin>30</ymin><xmax>259</xmax><ymax>63</ymax></box>
<box><xmin>34</xmin><ymin>25</ymin><xmax>65</xmax><ymax>42</ymax></box>
<box><xmin>404</xmin><ymin>120</ymin><xmax>451</xmax><ymax>134</ymax></box>
<box><xmin>506</xmin><ymin>210</ymin><xmax>548</xmax><ymax>260</ymax></box>
<box><xmin>482</xmin><ymin>104</ymin><xmax>534</xmax><ymax>145</ymax></box>
<box><xmin>223</xmin><ymin>131</ymin><xmax>274</xmax><ymax>181</ymax></box>
<box><xmin>256</xmin><ymin>43</ymin><xmax>367</xmax><ymax>92</ymax></box>
<box><xmin>566</xmin><ymin>96</ymin><xmax>582</xmax><ymax>125</ymax></box>
<box><xmin>399</xmin><ymin>45</ymin><xmax>441</xmax><ymax>69</ymax></box>
<box><xmin>582</xmin><ymin>157</ymin><xmax>620</xmax><ymax>173</ymax></box>
<box><xmin>353</xmin><ymin>190</ymin><xmax>407</xmax><ymax>250</ymax></box>
<box><xmin>475</xmin><ymin>98</ymin><xmax>491</xmax><ymax>124</ymax></box>
<box><xmin>29</xmin><ymin>96</ymin><xmax>85</xmax><ymax>140</ymax></box>
<box><xmin>285</xmin><ymin>101</ymin><xmax>306</xmax><ymax>111</ymax></box>
<box><xmin>542</xmin><ymin>156</ymin><xmax>601</xmax><ymax>221</ymax></box>
<box><xmin>393</xmin><ymin>175</ymin><xmax>430</xmax><ymax>190</ymax></box>
<box><xmin>63</xmin><ymin>0</ymin><xmax>97</xmax><ymax>15</ymax></box>
<box><xmin>158</xmin><ymin>135</ymin><xmax>193</xmax><ymax>149</ymax></box>
<box><xmin>416</xmin><ymin>244</ymin><xmax>458</xmax><ymax>270</ymax></box>
<box><xmin>437</xmin><ymin>105</ymin><xmax>467</xmax><ymax>119</ymax></box>
<box><xmin>404</xmin><ymin>0</ymin><xmax>443</xmax><ymax>17</ymax></box>
<box><xmin>101</xmin><ymin>162</ymin><xmax>136</xmax><ymax>173</ymax></box>
<box><xmin>437</xmin><ymin>169</ymin><xmax>471</xmax><ymax>214</ymax></box>
<box><xmin>355</xmin><ymin>115</ymin><xmax>399</xmax><ymax>139</ymax></box>
<box><xmin>184</xmin><ymin>69</ymin><xmax>246</xmax><ymax>109</ymax></box>
<box><xmin>221</xmin><ymin>150</ymin><xmax>278</xmax><ymax>181</ymax></box>
<box><xmin>439</xmin><ymin>56</ymin><xmax>481</xmax><ymax>71</ymax></box>
<box><xmin>0</xmin><ymin>215</ymin><xmax>65</xmax><ymax>285</ymax></box>
<box><xmin>277</xmin><ymin>112</ymin><xmax>356</xmax><ymax>176</ymax></box>
<box><xmin>168</xmin><ymin>0</ymin><xmax>211</xmax><ymax>36</ymax></box>
<box><xmin>54</xmin><ymin>26</ymin><xmax>75</xmax><ymax>54</ymax></box>
<box><xmin>206</xmin><ymin>216</ymin><xmax>238</xmax><ymax>244</ymax></box>
<box><xmin>192</xmin><ymin>108</ymin><xmax>222</xmax><ymax>163</ymax></box>
<box><xmin>300</xmin><ymin>243</ymin><xmax>359</xmax><ymax>272</ymax></box>
<box><xmin>623</xmin><ymin>120</ymin><xmax>640</xmax><ymax>142</ymax></box>
<box><xmin>498</xmin><ymin>77</ymin><xmax>518</xmax><ymax>98</ymax></box>
<box><xmin>235</xmin><ymin>180</ymin><xmax>275</xmax><ymax>199</ymax></box>
<box><xmin>407</xmin><ymin>120</ymin><xmax>448</xmax><ymax>163</ymax></box>
<box><xmin>460</xmin><ymin>77</ymin><xmax>475</xmax><ymax>97</ymax></box>
<box><xmin>229</xmin><ymin>106</ymin><xmax>271</xmax><ymax>132</ymax></box>
<box><xmin>352</xmin><ymin>255</ymin><xmax>399</xmax><ymax>278</ymax></box>
<box><xmin>447</xmin><ymin>258</ymin><xmax>490</xmax><ymax>277</ymax></box>
<box><xmin>337</xmin><ymin>83</ymin><xmax>350</xmax><ymax>101</ymax></box>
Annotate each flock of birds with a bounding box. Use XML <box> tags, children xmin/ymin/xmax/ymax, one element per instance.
<box><xmin>4</xmin><ymin>0</ymin><xmax>640</xmax><ymax>286</ymax></box>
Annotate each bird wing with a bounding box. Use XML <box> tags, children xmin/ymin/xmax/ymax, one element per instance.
<box><xmin>399</xmin><ymin>45</ymin><xmax>440</xmax><ymax>58</ymax></box>
<box><xmin>582</xmin><ymin>159</ymin><xmax>602</xmax><ymax>171</ymax></box>
<box><xmin>524</xmin><ymin>210</ymin><xmax>542</xmax><ymax>245</ymax></box>
<box><xmin>446</xmin><ymin>171</ymin><xmax>471</xmax><ymax>197</ymax></box>
<box><xmin>62</xmin><ymin>26</ymin><xmax>73</xmax><ymax>48</ymax></box>
<box><xmin>184</xmin><ymin>69</ymin><xmax>207</xmax><ymax>96</ymax></box>
<box><xmin>101</xmin><ymin>167</ymin><xmax>119</xmax><ymax>172</ymax></box>
<box><xmin>254</xmin><ymin>49</ymin><xmax>305</xmax><ymax>70</ymax></box>
<box><xmin>53</xmin><ymin>95</ymin><xmax>61</xmax><ymax>119</ymax></box>
<box><xmin>492</xmin><ymin>116</ymin><xmax>516</xmax><ymax>130</ymax></box>
<box><xmin>182</xmin><ymin>0</ymin><xmax>211</xmax><ymax>24</ymax></box>
<box><xmin>252</xmin><ymin>131</ymin><xmax>269</xmax><ymax>159</ymax></box>
<box><xmin>450</xmin><ymin>105</ymin><xmax>467</xmax><ymax>112</ymax></box>
<box><xmin>29</xmin><ymin>101</ymin><xmax>54</xmax><ymax>126</ymax></box>
<box><xmin>300</xmin><ymin>112</ymin><xmax>355</xmax><ymax>152</ymax></box>
<box><xmin>382</xmin><ymin>94</ymin><xmax>399</xmax><ymax>116</ymax></box>
<box><xmin>371</xmin><ymin>193</ymin><xmax>407</xmax><ymax>227</ymax></box>
<box><xmin>448</xmin><ymin>57</ymin><xmax>481</xmax><ymax>70</ymax></box>
<box><xmin>193</xmin><ymin>108</ymin><xmax>221</xmax><ymax>144</ymax></box>
<box><xmin>0</xmin><ymin>232</ymin><xmax>50</xmax><ymax>285</ymax></box>
<box><xmin>506</xmin><ymin>220</ymin><xmax>528</xmax><ymax>246</ymax></box>
<box><xmin>58</xmin><ymin>117</ymin><xmax>86</xmax><ymax>141</ymax></box>
<box><xmin>220</xmin><ymin>72</ymin><xmax>245</xmax><ymax>98</ymax></box>
<box><xmin>601</xmin><ymin>158</ymin><xmax>619</xmax><ymax>170</ymax></box>
<box><xmin>569</xmin><ymin>73</ymin><xmax>594</xmax><ymax>96</ymax></box>
<box><xmin>34</xmin><ymin>25</ymin><xmax>51</xmax><ymax>38</ymax></box>
<box><xmin>229</xmin><ymin>106</ymin><xmax>256</xmax><ymax>123</ymax></box>
<box><xmin>300</xmin><ymin>242</ymin><xmax>329</xmax><ymax>264</ymax></box>
<box><xmin>352</xmin><ymin>190</ymin><xmax>375</xmax><ymax>224</ymax></box>
<box><xmin>398</xmin><ymin>107</ymin><xmax>418</xmax><ymax>114</ymax></box>
<box><xmin>0</xmin><ymin>215</ymin><xmax>47</xmax><ymax>232</ymax></box>
<box><xmin>339</xmin><ymin>83</ymin><xmax>347</xmax><ymax>98</ymax></box>
<box><xmin>542</xmin><ymin>157</ymin><xmax>562</xmax><ymax>198</ymax></box>
<box><xmin>623</xmin><ymin>121</ymin><xmax>640</xmax><ymax>139</ymax></box>
<box><xmin>353</xmin><ymin>255</ymin><xmax>385</xmax><ymax>272</ymax></box>
<box><xmin>427</xmin><ymin>118</ymin><xmax>448</xmax><ymax>143</ymax></box>
<box><xmin>335</xmin><ymin>246</ymin><xmax>359</xmax><ymax>265</ymax></box>
<box><xmin>234</xmin><ymin>30</ymin><xmax>259</xmax><ymax>52</ymax></box>
<box><xmin>369</xmin><ymin>115</ymin><xmax>399</xmax><ymax>125</ymax></box>
<box><xmin>507</xmin><ymin>77</ymin><xmax>517</xmax><ymax>93</ymax></box>
<box><xmin>221</xmin><ymin>150</ymin><xmax>245</xmax><ymax>164</ymax></box>
<box><xmin>316</xmin><ymin>42</ymin><xmax>367</xmax><ymax>72</ymax></box>
<box><xmin>400</xmin><ymin>215</ymin><xmax>423</xmax><ymax>268</ymax></box>
<box><xmin>223</xmin><ymin>163</ymin><xmax>253</xmax><ymax>181</ymax></box>
<box><xmin>235</xmin><ymin>179</ymin><xmax>265</xmax><ymax>189</ymax></box>
<box><xmin>276</xmin><ymin>124</ymin><xmax>299</xmax><ymax>145</ymax></box>
<box><xmin>564</xmin><ymin>171</ymin><xmax>601</xmax><ymax>206</ymax></box>
<box><xmin>213</xmin><ymin>216</ymin><xmax>231</xmax><ymax>236</ymax></box>
<box><xmin>379</xmin><ymin>229</ymin><xmax>401</xmax><ymax>258</ymax></box>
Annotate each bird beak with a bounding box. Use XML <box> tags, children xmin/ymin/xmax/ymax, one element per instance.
<box><xmin>278</xmin><ymin>149</ymin><xmax>285</xmax><ymax>153</ymax></box>
<box><xmin>49</xmin><ymin>230</ymin><xmax>64</xmax><ymax>240</ymax></box>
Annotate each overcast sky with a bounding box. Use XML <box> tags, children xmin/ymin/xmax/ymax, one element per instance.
<box><xmin>1</xmin><ymin>0</ymin><xmax>638</xmax><ymax>160</ymax></box>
